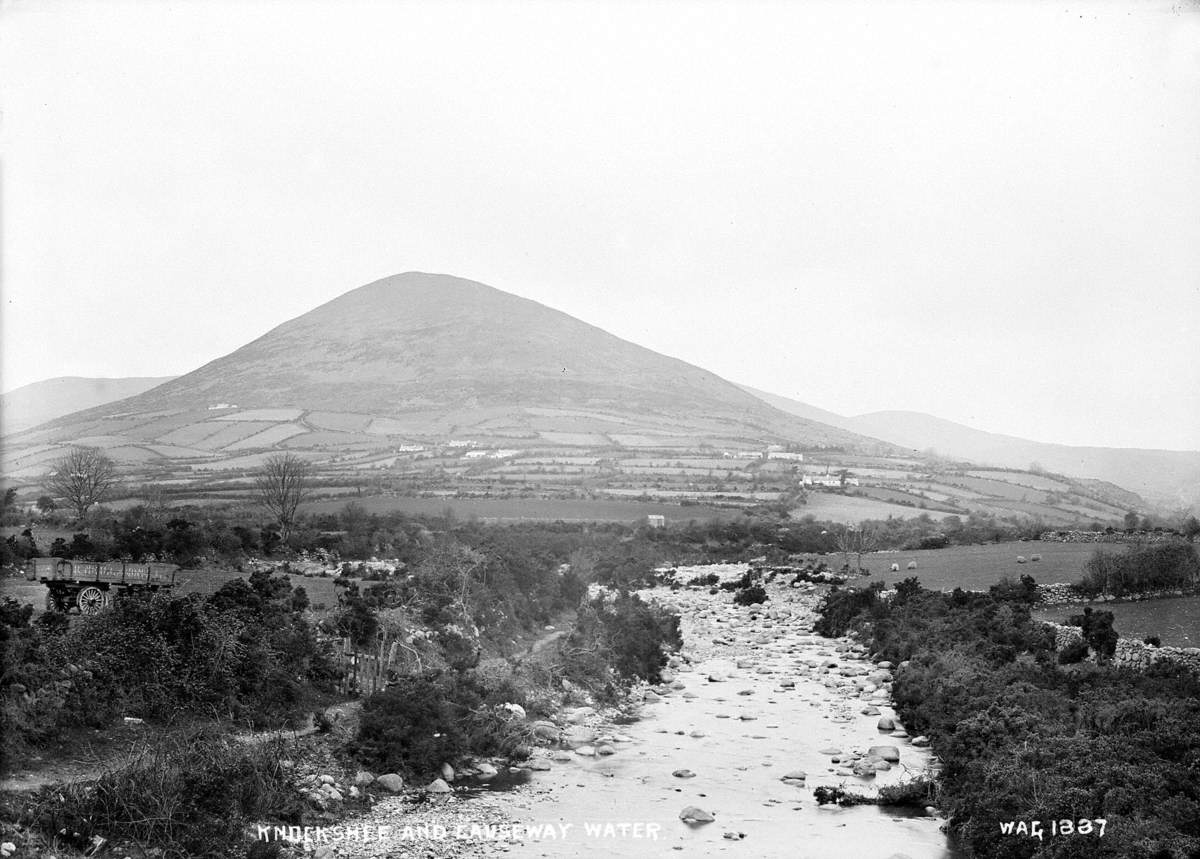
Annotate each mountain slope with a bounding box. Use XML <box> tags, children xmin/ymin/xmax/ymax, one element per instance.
<box><xmin>740</xmin><ymin>385</ymin><xmax>1200</xmax><ymax>506</ymax></box>
<box><xmin>1</xmin><ymin>376</ymin><xmax>176</xmax><ymax>436</ymax></box>
<box><xmin>3</xmin><ymin>274</ymin><xmax>886</xmax><ymax>480</ymax></box>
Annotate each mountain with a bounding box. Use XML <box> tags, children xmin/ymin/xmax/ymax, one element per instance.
<box><xmin>2</xmin><ymin>273</ymin><xmax>886</xmax><ymax>480</ymax></box>
<box><xmin>742</xmin><ymin>386</ymin><xmax>1200</xmax><ymax>507</ymax></box>
<box><xmin>0</xmin><ymin>376</ymin><xmax>177</xmax><ymax>436</ymax></box>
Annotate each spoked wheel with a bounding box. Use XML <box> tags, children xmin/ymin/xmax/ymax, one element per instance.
<box><xmin>44</xmin><ymin>589</ymin><xmax>68</xmax><ymax>613</ymax></box>
<box><xmin>77</xmin><ymin>586</ymin><xmax>109</xmax><ymax>615</ymax></box>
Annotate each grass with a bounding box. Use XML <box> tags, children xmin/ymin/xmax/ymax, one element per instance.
<box><xmin>299</xmin><ymin>494</ymin><xmax>747</xmax><ymax>522</ymax></box>
<box><xmin>10</xmin><ymin>729</ymin><xmax>306</xmax><ymax>859</ymax></box>
<box><xmin>861</xmin><ymin>541</ymin><xmax>1121</xmax><ymax>591</ymax></box>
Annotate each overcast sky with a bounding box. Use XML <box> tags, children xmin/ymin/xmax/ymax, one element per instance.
<box><xmin>3</xmin><ymin>0</ymin><xmax>1198</xmax><ymax>450</ymax></box>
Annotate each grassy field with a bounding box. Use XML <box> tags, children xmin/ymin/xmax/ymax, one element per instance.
<box><xmin>1034</xmin><ymin>595</ymin><xmax>1200</xmax><ymax>649</ymax></box>
<box><xmin>859</xmin><ymin>540</ymin><xmax>1125</xmax><ymax>591</ymax></box>
<box><xmin>299</xmin><ymin>494</ymin><xmax>747</xmax><ymax>522</ymax></box>
<box><xmin>794</xmin><ymin>492</ymin><xmax>952</xmax><ymax>524</ymax></box>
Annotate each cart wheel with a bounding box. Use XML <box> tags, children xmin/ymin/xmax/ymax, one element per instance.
<box><xmin>44</xmin><ymin>590</ymin><xmax>67</xmax><ymax>613</ymax></box>
<box><xmin>77</xmin><ymin>586</ymin><xmax>109</xmax><ymax>615</ymax></box>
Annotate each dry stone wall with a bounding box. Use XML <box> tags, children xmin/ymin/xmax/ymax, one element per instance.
<box><xmin>1043</xmin><ymin>621</ymin><xmax>1200</xmax><ymax>675</ymax></box>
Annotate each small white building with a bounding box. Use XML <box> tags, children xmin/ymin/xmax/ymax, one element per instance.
<box><xmin>646</xmin><ymin>514</ymin><xmax>666</xmax><ymax>529</ymax></box>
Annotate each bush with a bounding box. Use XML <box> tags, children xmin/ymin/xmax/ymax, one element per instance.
<box><xmin>1078</xmin><ymin>542</ymin><xmax>1200</xmax><ymax>598</ymax></box>
<box><xmin>1057</xmin><ymin>640</ymin><xmax>1090</xmax><ymax>664</ymax></box>
<box><xmin>21</xmin><ymin>730</ymin><xmax>302</xmax><ymax>858</ymax></box>
<box><xmin>351</xmin><ymin>670</ymin><xmax>532</xmax><ymax>777</ymax></box>
<box><xmin>733</xmin><ymin>584</ymin><xmax>768</xmax><ymax>605</ymax></box>
<box><xmin>558</xmin><ymin>591</ymin><xmax>682</xmax><ymax>695</ymax></box>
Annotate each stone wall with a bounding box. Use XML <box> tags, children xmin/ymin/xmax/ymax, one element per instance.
<box><xmin>1043</xmin><ymin>621</ymin><xmax>1200</xmax><ymax>675</ymax></box>
<box><xmin>1039</xmin><ymin>530</ymin><xmax>1184</xmax><ymax>544</ymax></box>
<box><xmin>1036</xmin><ymin>582</ymin><xmax>1081</xmax><ymax>605</ymax></box>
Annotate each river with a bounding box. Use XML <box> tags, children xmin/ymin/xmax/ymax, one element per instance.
<box><xmin>477</xmin><ymin>564</ymin><xmax>957</xmax><ymax>859</ymax></box>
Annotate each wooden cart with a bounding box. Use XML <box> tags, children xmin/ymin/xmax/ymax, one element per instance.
<box><xmin>25</xmin><ymin>557</ymin><xmax>180</xmax><ymax>615</ymax></box>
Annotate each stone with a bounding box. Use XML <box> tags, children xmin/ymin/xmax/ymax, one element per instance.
<box><xmin>318</xmin><ymin>774</ymin><xmax>336</xmax><ymax>785</ymax></box>
<box><xmin>354</xmin><ymin>770</ymin><xmax>376</xmax><ymax>787</ymax></box>
<box><xmin>567</xmin><ymin>707</ymin><xmax>596</xmax><ymax>723</ymax></box>
<box><xmin>818</xmin><ymin>747</ymin><xmax>842</xmax><ymax>756</ymax></box>
<box><xmin>575</xmin><ymin>745</ymin><xmax>597</xmax><ymax>757</ymax></box>
<box><xmin>679</xmin><ymin>806</ymin><xmax>716</xmax><ymax>823</ymax></box>
<box><xmin>861</xmin><ymin>706</ymin><xmax>880</xmax><ymax>716</ymax></box>
<box><xmin>596</xmin><ymin>744</ymin><xmax>616</xmax><ymax>756</ymax></box>
<box><xmin>673</xmin><ymin>769</ymin><xmax>697</xmax><ymax>778</ymax></box>
<box><xmin>526</xmin><ymin>759</ymin><xmax>551</xmax><ymax>771</ymax></box>
<box><xmin>426</xmin><ymin>778</ymin><xmax>452</xmax><ymax>793</ymax></box>
<box><xmin>440</xmin><ymin>763</ymin><xmax>455</xmax><ymax>782</ymax></box>
<box><xmin>476</xmin><ymin>762</ymin><xmax>499</xmax><ymax>777</ymax></box>
<box><xmin>323</xmin><ymin>787</ymin><xmax>344</xmax><ymax>802</ymax></box>
<box><xmin>911</xmin><ymin>735</ymin><xmax>931</xmax><ymax>747</ymax></box>
<box><xmin>564</xmin><ymin>726</ymin><xmax>597</xmax><ymax>748</ymax></box>
<box><xmin>374</xmin><ymin>773</ymin><xmax>404</xmax><ymax>793</ymax></box>
<box><xmin>877</xmin><ymin>716</ymin><xmax>895</xmax><ymax>732</ymax></box>
<box><xmin>644</xmin><ymin>690</ymin><xmax>662</xmax><ymax>703</ymax></box>
<box><xmin>551</xmin><ymin>751</ymin><xmax>573</xmax><ymax>762</ymax></box>
<box><xmin>532</xmin><ymin>720</ymin><xmax>560</xmax><ymax>741</ymax></box>
<box><xmin>780</xmin><ymin>770</ymin><xmax>806</xmax><ymax>781</ymax></box>
<box><xmin>868</xmin><ymin>745</ymin><xmax>900</xmax><ymax>763</ymax></box>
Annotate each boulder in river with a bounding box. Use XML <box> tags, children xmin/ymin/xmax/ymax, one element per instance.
<box><xmin>679</xmin><ymin>806</ymin><xmax>716</xmax><ymax>823</ymax></box>
<box><xmin>673</xmin><ymin>769</ymin><xmax>697</xmax><ymax>778</ymax></box>
<box><xmin>877</xmin><ymin>716</ymin><xmax>895</xmax><ymax>731</ymax></box>
<box><xmin>868</xmin><ymin>745</ymin><xmax>901</xmax><ymax>763</ymax></box>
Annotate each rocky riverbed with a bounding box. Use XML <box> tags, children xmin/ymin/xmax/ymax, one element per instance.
<box><xmin>326</xmin><ymin>564</ymin><xmax>956</xmax><ymax>859</ymax></box>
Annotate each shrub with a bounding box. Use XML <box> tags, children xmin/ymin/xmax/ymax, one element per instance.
<box><xmin>21</xmin><ymin>730</ymin><xmax>302</xmax><ymax>858</ymax></box>
<box><xmin>1078</xmin><ymin>542</ymin><xmax>1200</xmax><ymax>598</ymax></box>
<box><xmin>351</xmin><ymin>670</ymin><xmax>533</xmax><ymax>777</ymax></box>
<box><xmin>733</xmin><ymin>584</ymin><xmax>768</xmax><ymax>605</ymax></box>
<box><xmin>1057</xmin><ymin>640</ymin><xmax>1090</xmax><ymax>664</ymax></box>
<box><xmin>558</xmin><ymin>591</ymin><xmax>682</xmax><ymax>694</ymax></box>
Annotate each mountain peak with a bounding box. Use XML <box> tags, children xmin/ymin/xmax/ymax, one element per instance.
<box><xmin>19</xmin><ymin>273</ymin><xmax>876</xmax><ymax>454</ymax></box>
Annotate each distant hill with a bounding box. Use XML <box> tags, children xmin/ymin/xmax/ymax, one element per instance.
<box><xmin>2</xmin><ymin>273</ymin><xmax>885</xmax><ymax>481</ymax></box>
<box><xmin>742</xmin><ymin>385</ymin><xmax>1200</xmax><ymax>508</ymax></box>
<box><xmin>1</xmin><ymin>376</ymin><xmax>176</xmax><ymax>436</ymax></box>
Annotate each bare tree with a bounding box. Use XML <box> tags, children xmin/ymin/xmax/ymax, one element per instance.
<box><xmin>254</xmin><ymin>453</ymin><xmax>312</xmax><ymax>539</ymax></box>
<box><xmin>45</xmin><ymin>446</ymin><xmax>119</xmax><ymax>520</ymax></box>
<box><xmin>835</xmin><ymin>525</ymin><xmax>880</xmax><ymax>573</ymax></box>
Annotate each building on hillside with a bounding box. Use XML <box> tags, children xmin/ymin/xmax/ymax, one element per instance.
<box><xmin>803</xmin><ymin>474</ymin><xmax>843</xmax><ymax>488</ymax></box>
<box><xmin>646</xmin><ymin>514</ymin><xmax>666</xmax><ymax>528</ymax></box>
<box><xmin>767</xmin><ymin>451</ymin><xmax>805</xmax><ymax>462</ymax></box>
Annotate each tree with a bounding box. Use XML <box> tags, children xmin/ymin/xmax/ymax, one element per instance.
<box><xmin>2</xmin><ymin>488</ymin><xmax>16</xmax><ymax>510</ymax></box>
<box><xmin>835</xmin><ymin>525</ymin><xmax>879</xmax><ymax>572</ymax></box>
<box><xmin>36</xmin><ymin>495</ymin><xmax>56</xmax><ymax>513</ymax></box>
<box><xmin>254</xmin><ymin>453</ymin><xmax>312</xmax><ymax>540</ymax></box>
<box><xmin>45</xmin><ymin>447</ymin><xmax>119</xmax><ymax>519</ymax></box>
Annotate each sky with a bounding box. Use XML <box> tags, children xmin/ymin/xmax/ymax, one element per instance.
<box><xmin>2</xmin><ymin>0</ymin><xmax>1198</xmax><ymax>451</ymax></box>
